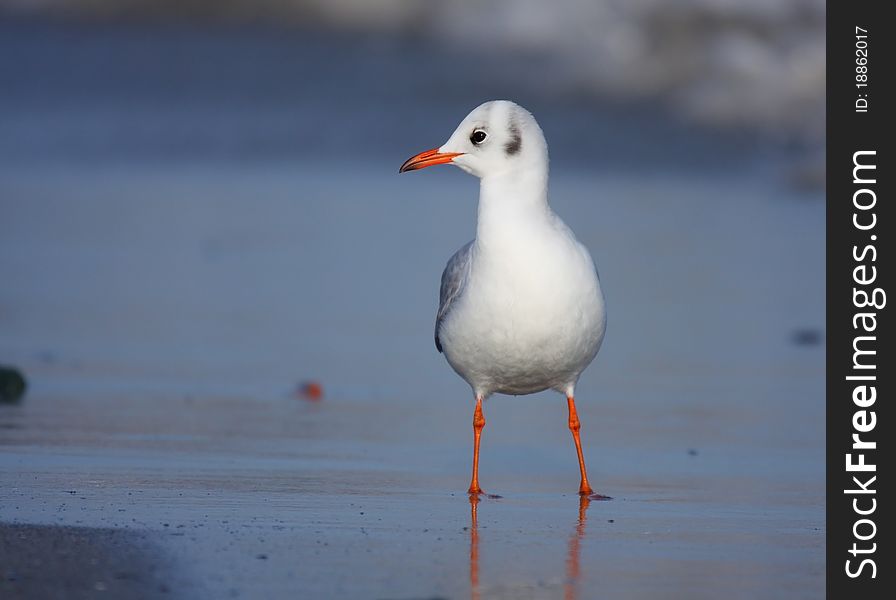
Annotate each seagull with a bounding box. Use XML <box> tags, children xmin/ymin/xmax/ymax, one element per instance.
<box><xmin>399</xmin><ymin>100</ymin><xmax>607</xmax><ymax>498</ymax></box>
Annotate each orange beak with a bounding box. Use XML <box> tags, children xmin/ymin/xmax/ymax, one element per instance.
<box><xmin>399</xmin><ymin>148</ymin><xmax>463</xmax><ymax>173</ymax></box>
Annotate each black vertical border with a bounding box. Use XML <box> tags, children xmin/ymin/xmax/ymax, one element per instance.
<box><xmin>827</xmin><ymin>1</ymin><xmax>892</xmax><ymax>596</ymax></box>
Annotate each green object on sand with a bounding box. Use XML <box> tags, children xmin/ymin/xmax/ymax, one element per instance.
<box><xmin>0</xmin><ymin>365</ymin><xmax>27</xmax><ymax>403</ymax></box>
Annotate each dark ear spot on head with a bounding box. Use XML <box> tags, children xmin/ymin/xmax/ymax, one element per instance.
<box><xmin>505</xmin><ymin>119</ymin><xmax>522</xmax><ymax>156</ymax></box>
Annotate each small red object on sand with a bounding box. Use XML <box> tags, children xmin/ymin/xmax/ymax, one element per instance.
<box><xmin>298</xmin><ymin>380</ymin><xmax>323</xmax><ymax>401</ymax></box>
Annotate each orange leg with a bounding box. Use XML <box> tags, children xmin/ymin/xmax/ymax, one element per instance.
<box><xmin>567</xmin><ymin>396</ymin><xmax>594</xmax><ymax>496</ymax></box>
<box><xmin>468</xmin><ymin>396</ymin><xmax>485</xmax><ymax>495</ymax></box>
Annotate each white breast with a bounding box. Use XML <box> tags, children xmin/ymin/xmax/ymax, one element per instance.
<box><xmin>439</xmin><ymin>214</ymin><xmax>606</xmax><ymax>398</ymax></box>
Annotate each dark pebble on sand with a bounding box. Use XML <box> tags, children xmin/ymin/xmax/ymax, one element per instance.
<box><xmin>791</xmin><ymin>329</ymin><xmax>823</xmax><ymax>346</ymax></box>
<box><xmin>0</xmin><ymin>366</ymin><xmax>27</xmax><ymax>403</ymax></box>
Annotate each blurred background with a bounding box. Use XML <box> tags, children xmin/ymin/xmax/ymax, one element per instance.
<box><xmin>1</xmin><ymin>2</ymin><xmax>825</xmax><ymax>599</ymax></box>
<box><xmin>1</xmin><ymin>0</ymin><xmax>825</xmax><ymax>166</ymax></box>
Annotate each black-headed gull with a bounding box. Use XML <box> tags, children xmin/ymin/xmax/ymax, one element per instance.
<box><xmin>400</xmin><ymin>100</ymin><xmax>608</xmax><ymax>498</ymax></box>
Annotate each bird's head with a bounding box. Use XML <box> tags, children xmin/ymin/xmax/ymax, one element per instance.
<box><xmin>399</xmin><ymin>100</ymin><xmax>548</xmax><ymax>180</ymax></box>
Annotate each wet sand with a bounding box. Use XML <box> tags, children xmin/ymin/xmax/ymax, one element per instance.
<box><xmin>0</xmin><ymin>522</ymin><xmax>190</xmax><ymax>599</ymax></box>
<box><xmin>0</xmin><ymin>385</ymin><xmax>824</xmax><ymax>599</ymax></box>
<box><xmin>1</xmin><ymin>162</ymin><xmax>824</xmax><ymax>599</ymax></box>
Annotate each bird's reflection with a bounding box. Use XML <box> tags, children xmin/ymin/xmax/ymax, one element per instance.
<box><xmin>565</xmin><ymin>495</ymin><xmax>591</xmax><ymax>600</ymax></box>
<box><xmin>467</xmin><ymin>494</ymin><xmax>593</xmax><ymax>600</ymax></box>
<box><xmin>469</xmin><ymin>494</ymin><xmax>481</xmax><ymax>600</ymax></box>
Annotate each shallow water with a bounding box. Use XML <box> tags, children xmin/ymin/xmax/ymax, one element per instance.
<box><xmin>1</xmin><ymin>20</ymin><xmax>823</xmax><ymax>600</ymax></box>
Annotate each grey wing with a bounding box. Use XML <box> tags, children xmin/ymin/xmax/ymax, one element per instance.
<box><xmin>435</xmin><ymin>241</ymin><xmax>473</xmax><ymax>353</ymax></box>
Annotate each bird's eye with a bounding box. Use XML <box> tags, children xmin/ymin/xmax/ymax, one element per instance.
<box><xmin>470</xmin><ymin>130</ymin><xmax>487</xmax><ymax>145</ymax></box>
